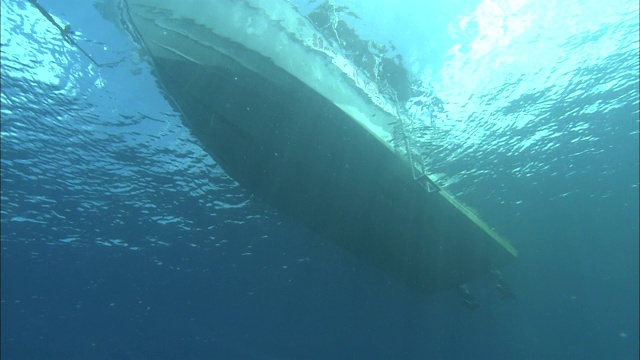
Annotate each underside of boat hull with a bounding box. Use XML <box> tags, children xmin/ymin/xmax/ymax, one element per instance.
<box><xmin>120</xmin><ymin>0</ymin><xmax>517</xmax><ymax>293</ymax></box>
<box><xmin>152</xmin><ymin>56</ymin><xmax>511</xmax><ymax>293</ymax></box>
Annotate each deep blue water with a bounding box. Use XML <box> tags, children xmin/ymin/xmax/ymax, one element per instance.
<box><xmin>1</xmin><ymin>0</ymin><xmax>638</xmax><ymax>359</ymax></box>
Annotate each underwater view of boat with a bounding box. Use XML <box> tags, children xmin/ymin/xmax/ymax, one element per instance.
<box><xmin>116</xmin><ymin>0</ymin><xmax>517</xmax><ymax>293</ymax></box>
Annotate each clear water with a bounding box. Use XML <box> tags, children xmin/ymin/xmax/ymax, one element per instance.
<box><xmin>2</xmin><ymin>0</ymin><xmax>638</xmax><ymax>358</ymax></box>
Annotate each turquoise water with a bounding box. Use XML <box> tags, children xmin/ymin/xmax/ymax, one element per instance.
<box><xmin>1</xmin><ymin>0</ymin><xmax>638</xmax><ymax>358</ymax></box>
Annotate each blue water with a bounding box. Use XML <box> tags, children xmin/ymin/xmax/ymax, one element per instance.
<box><xmin>1</xmin><ymin>0</ymin><xmax>638</xmax><ymax>359</ymax></box>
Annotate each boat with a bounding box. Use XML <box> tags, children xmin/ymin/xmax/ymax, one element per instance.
<box><xmin>115</xmin><ymin>0</ymin><xmax>517</xmax><ymax>293</ymax></box>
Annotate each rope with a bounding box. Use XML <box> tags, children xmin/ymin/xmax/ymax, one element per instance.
<box><xmin>28</xmin><ymin>0</ymin><xmax>123</xmax><ymax>68</ymax></box>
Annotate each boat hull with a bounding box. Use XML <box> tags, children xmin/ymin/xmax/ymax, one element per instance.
<box><xmin>121</xmin><ymin>0</ymin><xmax>517</xmax><ymax>293</ymax></box>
